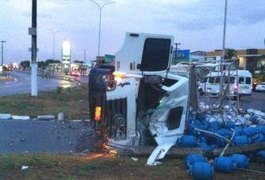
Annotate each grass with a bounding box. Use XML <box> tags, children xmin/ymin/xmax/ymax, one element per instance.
<box><xmin>0</xmin><ymin>153</ymin><xmax>264</xmax><ymax>180</ymax></box>
<box><xmin>0</xmin><ymin>153</ymin><xmax>190</xmax><ymax>179</ymax></box>
<box><xmin>0</xmin><ymin>85</ymin><xmax>89</xmax><ymax>120</ymax></box>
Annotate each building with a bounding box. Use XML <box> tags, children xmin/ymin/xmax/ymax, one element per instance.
<box><xmin>206</xmin><ymin>48</ymin><xmax>265</xmax><ymax>74</ymax></box>
<box><xmin>237</xmin><ymin>49</ymin><xmax>265</xmax><ymax>74</ymax></box>
<box><xmin>206</xmin><ymin>49</ymin><xmax>223</xmax><ymax>62</ymax></box>
<box><xmin>190</xmin><ymin>51</ymin><xmax>206</xmax><ymax>62</ymax></box>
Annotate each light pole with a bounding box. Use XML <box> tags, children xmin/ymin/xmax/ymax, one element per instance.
<box><xmin>87</xmin><ymin>0</ymin><xmax>115</xmax><ymax>56</ymax></box>
<box><xmin>219</xmin><ymin>0</ymin><xmax>228</xmax><ymax>112</ymax></box>
<box><xmin>222</xmin><ymin>0</ymin><xmax>228</xmax><ymax>63</ymax></box>
<box><xmin>0</xmin><ymin>40</ymin><xmax>6</xmax><ymax>67</ymax></box>
<box><xmin>48</xmin><ymin>30</ymin><xmax>59</xmax><ymax>60</ymax></box>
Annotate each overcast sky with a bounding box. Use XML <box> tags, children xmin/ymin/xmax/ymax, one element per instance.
<box><xmin>1</xmin><ymin>0</ymin><xmax>265</xmax><ymax>64</ymax></box>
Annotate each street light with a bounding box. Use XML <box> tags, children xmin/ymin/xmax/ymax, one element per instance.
<box><xmin>87</xmin><ymin>0</ymin><xmax>115</xmax><ymax>56</ymax></box>
<box><xmin>222</xmin><ymin>0</ymin><xmax>228</xmax><ymax>63</ymax></box>
<box><xmin>219</xmin><ymin>0</ymin><xmax>228</xmax><ymax>111</ymax></box>
<box><xmin>48</xmin><ymin>30</ymin><xmax>59</xmax><ymax>60</ymax></box>
<box><xmin>0</xmin><ymin>40</ymin><xmax>6</xmax><ymax>67</ymax></box>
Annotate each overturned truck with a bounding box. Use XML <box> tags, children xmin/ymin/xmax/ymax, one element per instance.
<box><xmin>89</xmin><ymin>33</ymin><xmax>190</xmax><ymax>161</ymax></box>
<box><xmin>88</xmin><ymin>33</ymin><xmax>265</xmax><ymax>167</ymax></box>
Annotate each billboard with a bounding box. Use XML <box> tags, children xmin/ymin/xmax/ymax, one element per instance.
<box><xmin>173</xmin><ymin>49</ymin><xmax>190</xmax><ymax>64</ymax></box>
<box><xmin>176</xmin><ymin>49</ymin><xmax>190</xmax><ymax>60</ymax></box>
<box><xmin>62</xmin><ymin>40</ymin><xmax>71</xmax><ymax>64</ymax></box>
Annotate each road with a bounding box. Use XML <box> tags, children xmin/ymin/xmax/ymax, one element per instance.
<box><xmin>240</xmin><ymin>91</ymin><xmax>265</xmax><ymax>112</ymax></box>
<box><xmin>0</xmin><ymin>71</ymin><xmax>94</xmax><ymax>154</ymax></box>
<box><xmin>0</xmin><ymin>119</ymin><xmax>95</xmax><ymax>154</ymax></box>
<box><xmin>199</xmin><ymin>91</ymin><xmax>265</xmax><ymax>112</ymax></box>
<box><xmin>0</xmin><ymin>71</ymin><xmax>78</xmax><ymax>96</ymax></box>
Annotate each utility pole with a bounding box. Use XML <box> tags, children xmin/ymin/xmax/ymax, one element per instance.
<box><xmin>175</xmin><ymin>42</ymin><xmax>181</xmax><ymax>58</ymax></box>
<box><xmin>29</xmin><ymin>0</ymin><xmax>38</xmax><ymax>96</ymax></box>
<box><xmin>0</xmin><ymin>40</ymin><xmax>6</xmax><ymax>67</ymax></box>
<box><xmin>218</xmin><ymin>0</ymin><xmax>228</xmax><ymax>116</ymax></box>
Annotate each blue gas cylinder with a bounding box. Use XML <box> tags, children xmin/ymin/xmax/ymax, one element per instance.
<box><xmin>186</xmin><ymin>154</ymin><xmax>207</xmax><ymax>169</ymax></box>
<box><xmin>191</xmin><ymin>162</ymin><xmax>213</xmax><ymax>180</ymax></box>
<box><xmin>199</xmin><ymin>142</ymin><xmax>216</xmax><ymax>152</ymax></box>
<box><xmin>214</xmin><ymin>156</ymin><xmax>236</xmax><ymax>173</ymax></box>
<box><xmin>242</xmin><ymin>127</ymin><xmax>257</xmax><ymax>137</ymax></box>
<box><xmin>234</xmin><ymin>127</ymin><xmax>243</xmax><ymax>136</ymax></box>
<box><xmin>226</xmin><ymin>121</ymin><xmax>236</xmax><ymax>129</ymax></box>
<box><xmin>250</xmin><ymin>114</ymin><xmax>260</xmax><ymax>123</ymax></box>
<box><xmin>258</xmin><ymin>126</ymin><xmax>265</xmax><ymax>134</ymax></box>
<box><xmin>209</xmin><ymin>121</ymin><xmax>221</xmax><ymax>131</ymax></box>
<box><xmin>252</xmin><ymin>133</ymin><xmax>265</xmax><ymax>143</ymax></box>
<box><xmin>233</xmin><ymin>135</ymin><xmax>251</xmax><ymax>145</ymax></box>
<box><xmin>216</xmin><ymin>128</ymin><xmax>232</xmax><ymax>137</ymax></box>
<box><xmin>178</xmin><ymin>135</ymin><xmax>197</xmax><ymax>147</ymax></box>
<box><xmin>230</xmin><ymin>154</ymin><xmax>250</xmax><ymax>168</ymax></box>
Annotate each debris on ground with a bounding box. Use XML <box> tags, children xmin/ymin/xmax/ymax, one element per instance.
<box><xmin>181</xmin><ymin>106</ymin><xmax>265</xmax><ymax>179</ymax></box>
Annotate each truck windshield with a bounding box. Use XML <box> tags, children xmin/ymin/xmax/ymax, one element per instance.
<box><xmin>141</xmin><ymin>38</ymin><xmax>171</xmax><ymax>71</ymax></box>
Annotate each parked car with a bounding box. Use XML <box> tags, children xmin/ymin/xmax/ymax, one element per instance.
<box><xmin>255</xmin><ymin>82</ymin><xmax>265</xmax><ymax>92</ymax></box>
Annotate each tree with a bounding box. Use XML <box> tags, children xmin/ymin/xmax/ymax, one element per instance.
<box><xmin>37</xmin><ymin>61</ymin><xmax>46</xmax><ymax>69</ymax></box>
<box><xmin>255</xmin><ymin>64</ymin><xmax>265</xmax><ymax>82</ymax></box>
<box><xmin>73</xmin><ymin>60</ymin><xmax>85</xmax><ymax>64</ymax></box>
<box><xmin>45</xmin><ymin>59</ymin><xmax>60</xmax><ymax>66</ymax></box>
<box><xmin>20</xmin><ymin>60</ymin><xmax>30</xmax><ymax>69</ymax></box>
<box><xmin>225</xmin><ymin>49</ymin><xmax>237</xmax><ymax>60</ymax></box>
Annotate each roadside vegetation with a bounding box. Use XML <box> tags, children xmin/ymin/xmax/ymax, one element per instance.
<box><xmin>0</xmin><ymin>85</ymin><xmax>89</xmax><ymax>120</ymax></box>
<box><xmin>0</xmin><ymin>153</ymin><xmax>264</xmax><ymax>179</ymax></box>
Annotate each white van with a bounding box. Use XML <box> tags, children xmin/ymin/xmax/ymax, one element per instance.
<box><xmin>199</xmin><ymin>70</ymin><xmax>252</xmax><ymax>97</ymax></box>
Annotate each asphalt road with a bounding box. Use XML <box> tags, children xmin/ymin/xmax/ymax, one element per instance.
<box><xmin>240</xmin><ymin>91</ymin><xmax>265</xmax><ymax>112</ymax></box>
<box><xmin>0</xmin><ymin>119</ymin><xmax>95</xmax><ymax>154</ymax></box>
<box><xmin>199</xmin><ymin>91</ymin><xmax>265</xmax><ymax>112</ymax></box>
<box><xmin>0</xmin><ymin>71</ymin><xmax>77</xmax><ymax>96</ymax></box>
<box><xmin>0</xmin><ymin>71</ymin><xmax>94</xmax><ymax>154</ymax></box>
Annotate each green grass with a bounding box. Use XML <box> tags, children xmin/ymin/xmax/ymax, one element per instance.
<box><xmin>0</xmin><ymin>154</ymin><xmax>190</xmax><ymax>180</ymax></box>
<box><xmin>0</xmin><ymin>154</ymin><xmax>264</xmax><ymax>180</ymax></box>
<box><xmin>0</xmin><ymin>154</ymin><xmax>57</xmax><ymax>171</ymax></box>
<box><xmin>0</xmin><ymin>85</ymin><xmax>89</xmax><ymax>119</ymax></box>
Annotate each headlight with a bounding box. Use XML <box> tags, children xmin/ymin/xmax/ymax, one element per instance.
<box><xmin>99</xmin><ymin>74</ymin><xmax>116</xmax><ymax>91</ymax></box>
<box><xmin>100</xmin><ymin>74</ymin><xmax>109</xmax><ymax>83</ymax></box>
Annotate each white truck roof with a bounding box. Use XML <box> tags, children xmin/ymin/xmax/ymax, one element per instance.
<box><xmin>115</xmin><ymin>32</ymin><xmax>174</xmax><ymax>75</ymax></box>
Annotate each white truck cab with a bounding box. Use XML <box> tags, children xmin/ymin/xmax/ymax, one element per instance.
<box><xmin>115</xmin><ymin>33</ymin><xmax>174</xmax><ymax>75</ymax></box>
<box><xmin>89</xmin><ymin>33</ymin><xmax>189</xmax><ymax>165</ymax></box>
